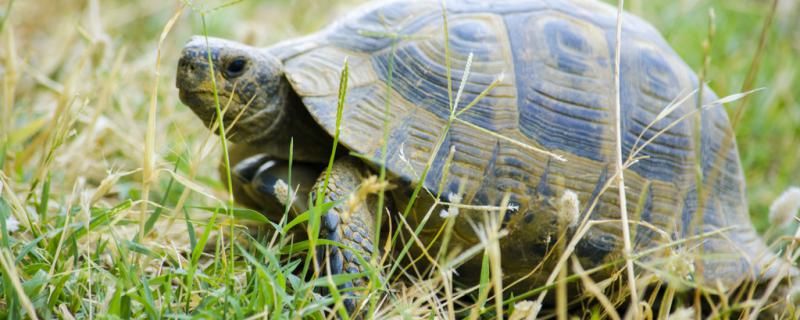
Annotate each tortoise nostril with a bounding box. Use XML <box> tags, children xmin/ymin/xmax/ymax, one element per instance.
<box><xmin>179</xmin><ymin>57</ymin><xmax>189</xmax><ymax>68</ymax></box>
<box><xmin>178</xmin><ymin>56</ymin><xmax>199</xmax><ymax>74</ymax></box>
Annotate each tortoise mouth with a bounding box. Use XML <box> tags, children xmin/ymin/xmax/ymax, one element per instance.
<box><xmin>179</xmin><ymin>89</ymin><xmax>246</xmax><ymax>128</ymax></box>
<box><xmin>179</xmin><ymin>89</ymin><xmax>239</xmax><ymax>105</ymax></box>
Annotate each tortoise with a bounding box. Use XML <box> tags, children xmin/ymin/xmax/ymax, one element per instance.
<box><xmin>176</xmin><ymin>0</ymin><xmax>793</xmax><ymax>311</ymax></box>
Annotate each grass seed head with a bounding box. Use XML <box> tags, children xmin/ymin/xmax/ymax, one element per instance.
<box><xmin>768</xmin><ymin>186</ymin><xmax>800</xmax><ymax>227</ymax></box>
<box><xmin>272</xmin><ymin>178</ymin><xmax>291</xmax><ymax>206</ymax></box>
<box><xmin>345</xmin><ymin>175</ymin><xmax>390</xmax><ymax>219</ymax></box>
<box><xmin>509</xmin><ymin>300</ymin><xmax>541</xmax><ymax>320</ymax></box>
<box><xmin>668</xmin><ymin>307</ymin><xmax>694</xmax><ymax>320</ymax></box>
<box><xmin>557</xmin><ymin>190</ymin><xmax>580</xmax><ymax>229</ymax></box>
<box><xmin>440</xmin><ymin>192</ymin><xmax>463</xmax><ymax>218</ymax></box>
<box><xmin>662</xmin><ymin>246</ymin><xmax>696</xmax><ymax>291</ymax></box>
<box><xmin>5</xmin><ymin>216</ymin><xmax>20</xmax><ymax>233</ymax></box>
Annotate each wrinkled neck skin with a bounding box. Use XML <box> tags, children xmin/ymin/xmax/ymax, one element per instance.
<box><xmin>242</xmin><ymin>80</ymin><xmax>335</xmax><ymax>164</ymax></box>
<box><xmin>227</xmin><ymin>71</ymin><xmax>291</xmax><ymax>144</ymax></box>
<box><xmin>215</xmin><ymin>46</ymin><xmax>288</xmax><ymax>146</ymax></box>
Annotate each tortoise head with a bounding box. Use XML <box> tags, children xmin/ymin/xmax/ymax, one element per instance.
<box><xmin>176</xmin><ymin>36</ymin><xmax>289</xmax><ymax>143</ymax></box>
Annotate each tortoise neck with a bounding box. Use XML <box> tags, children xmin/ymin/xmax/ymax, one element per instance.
<box><xmin>246</xmin><ymin>83</ymin><xmax>338</xmax><ymax>163</ymax></box>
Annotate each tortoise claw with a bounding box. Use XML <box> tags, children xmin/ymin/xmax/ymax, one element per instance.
<box><xmin>317</xmin><ymin>208</ymin><xmax>361</xmax><ymax>313</ymax></box>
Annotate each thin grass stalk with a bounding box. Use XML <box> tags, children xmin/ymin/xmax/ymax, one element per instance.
<box><xmin>692</xmin><ymin>8</ymin><xmax>715</xmax><ymax>317</ymax></box>
<box><xmin>441</xmin><ymin>0</ymin><xmax>453</xmax><ymax>110</ymax></box>
<box><xmin>284</xmin><ymin>137</ymin><xmax>294</xmax><ymax>217</ymax></box>
<box><xmin>627</xmin><ymin>88</ymin><xmax>696</xmax><ymax>161</ymax></box>
<box><xmin>526</xmin><ymin>170</ymin><xmax>627</xmax><ymax>316</ymax></box>
<box><xmin>26</xmin><ymin>41</ymin><xmax>93</xmax><ymax>204</ymax></box>
<box><xmin>747</xmin><ymin>260</ymin><xmax>793</xmax><ymax>319</ymax></box>
<box><xmin>468</xmin><ymin>253</ymin><xmax>491</xmax><ymax>320</ymax></box>
<box><xmin>0</xmin><ymin>0</ymin><xmax>16</xmax><ymax>32</ymax></box>
<box><xmin>141</xmin><ymin>5</ymin><xmax>183</xmax><ymax>243</ymax></box>
<box><xmin>629</xmin><ymin>180</ymin><xmax>652</xmax><ymax>245</ymax></box>
<box><xmin>631</xmin><ymin>90</ymin><xmax>760</xmax><ymax>165</ymax></box>
<box><xmin>611</xmin><ymin>0</ymin><xmax>640</xmax><ymax>317</ymax></box>
<box><xmin>0</xmin><ymin>174</ymin><xmax>38</xmax><ymax>319</ymax></box>
<box><xmin>326</xmin><ymin>257</ymin><xmax>352</xmax><ymax>320</ymax></box>
<box><xmin>658</xmin><ymin>286</ymin><xmax>675</xmax><ymax>320</ymax></box>
<box><xmin>160</xmin><ymin>87</ymin><xmax>245</xmax><ymax>239</ymax></box>
<box><xmin>429</xmin><ymin>183</ymin><xmax>464</xmax><ymax>290</ymax></box>
<box><xmin>489</xmin><ymin>194</ymin><xmax>509</xmax><ymax>319</ymax></box>
<box><xmin>697</xmin><ymin>0</ymin><xmax>778</xmax><ymax>252</ymax></box>
<box><xmin>206</xmin><ymin>0</ymin><xmax>245</xmax><ymax>13</ymax></box>
<box><xmin>572</xmin><ymin>256</ymin><xmax>621</xmax><ymax>320</ymax></box>
<box><xmin>370</xmin><ymin>36</ymin><xmax>399</xmax><ymax>316</ymax></box>
<box><xmin>438</xmin><ymin>146</ymin><xmax>459</xmax><ymax>320</ymax></box>
<box><xmin>556</xmin><ymin>232</ymin><xmax>567</xmax><ymax>320</ymax></box>
<box><xmin>178</xmin><ymin>8</ymin><xmax>231</xmax><ymax>313</ymax></box>
<box><xmin>161</xmin><ymin>134</ymin><xmax>214</xmax><ymax>237</ymax></box>
<box><xmin>84</xmin><ymin>46</ymin><xmax>126</xmax><ymax>153</ymax></box>
<box><xmin>646</xmin><ymin>281</ymin><xmax>662</xmax><ymax>318</ymax></box>
<box><xmin>691</xmin><ymin>2</ymin><xmax>778</xmax><ymax>316</ymax></box>
<box><xmin>0</xmin><ymin>250</ymin><xmax>39</xmax><ymax>320</ymax></box>
<box><xmin>384</xmin><ymin>1</ymin><xmax>461</xmax><ymax>282</ymax></box>
<box><xmin>49</xmin><ymin>181</ymin><xmax>81</xmax><ymax>282</ymax></box>
<box><xmin>198</xmin><ymin>14</ymin><xmax>239</xmax><ymax>296</ymax></box>
<box><xmin>732</xmin><ymin>0</ymin><xmax>778</xmax><ymax>124</ymax></box>
<box><xmin>393</xmin><ymin>210</ymin><xmax>441</xmax><ymax>277</ymax></box>
<box><xmin>384</xmin><ymin>84</ymin><xmax>469</xmax><ymax>282</ymax></box>
<box><xmin>300</xmin><ymin>59</ymin><xmax>348</xmax><ymax>313</ymax></box>
<box><xmin>392</xmin><ymin>203</ymin><xmax>445</xmax><ymax>274</ymax></box>
<box><xmin>1</xmin><ymin>23</ymin><xmax>17</xmax><ymax>171</ymax></box>
<box><xmin>442</xmin><ymin>268</ymin><xmax>456</xmax><ymax>320</ymax></box>
<box><xmin>454</xmin><ymin>119</ymin><xmax>564</xmax><ymax>162</ymax></box>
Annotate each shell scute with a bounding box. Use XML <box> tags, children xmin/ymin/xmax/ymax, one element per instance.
<box><xmin>505</xmin><ymin>11</ymin><xmax>614</xmax><ymax>162</ymax></box>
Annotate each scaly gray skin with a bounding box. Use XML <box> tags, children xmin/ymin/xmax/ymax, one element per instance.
<box><xmin>176</xmin><ymin>36</ymin><xmax>333</xmax><ymax>163</ymax></box>
<box><xmin>177</xmin><ymin>38</ymin><xmax>286</xmax><ymax>143</ymax></box>
<box><xmin>176</xmin><ymin>36</ymin><xmax>376</xmax><ymax>312</ymax></box>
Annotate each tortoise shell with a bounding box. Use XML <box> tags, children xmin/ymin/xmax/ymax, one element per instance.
<box><xmin>269</xmin><ymin>0</ymin><xmax>773</xmax><ymax>290</ymax></box>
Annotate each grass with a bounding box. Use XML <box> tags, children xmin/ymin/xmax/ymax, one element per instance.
<box><xmin>611</xmin><ymin>0</ymin><xmax>639</xmax><ymax>317</ymax></box>
<box><xmin>1</xmin><ymin>0</ymin><xmax>798</xmax><ymax>319</ymax></box>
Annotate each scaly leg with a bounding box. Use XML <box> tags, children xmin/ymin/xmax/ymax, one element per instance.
<box><xmin>232</xmin><ymin>153</ymin><xmax>319</xmax><ymax>218</ymax></box>
<box><xmin>311</xmin><ymin>157</ymin><xmax>381</xmax><ymax>312</ymax></box>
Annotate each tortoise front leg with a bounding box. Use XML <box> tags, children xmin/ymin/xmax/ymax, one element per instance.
<box><xmin>311</xmin><ymin>157</ymin><xmax>381</xmax><ymax>312</ymax></box>
<box><xmin>231</xmin><ymin>153</ymin><xmax>319</xmax><ymax>218</ymax></box>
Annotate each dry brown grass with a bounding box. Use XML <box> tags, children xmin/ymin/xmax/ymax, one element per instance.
<box><xmin>0</xmin><ymin>0</ymin><xmax>798</xmax><ymax>319</ymax></box>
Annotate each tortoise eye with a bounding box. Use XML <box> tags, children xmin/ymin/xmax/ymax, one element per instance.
<box><xmin>225</xmin><ymin>58</ymin><xmax>247</xmax><ymax>77</ymax></box>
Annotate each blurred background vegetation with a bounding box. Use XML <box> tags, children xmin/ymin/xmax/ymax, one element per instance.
<box><xmin>0</xmin><ymin>0</ymin><xmax>797</xmax><ymax>317</ymax></box>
